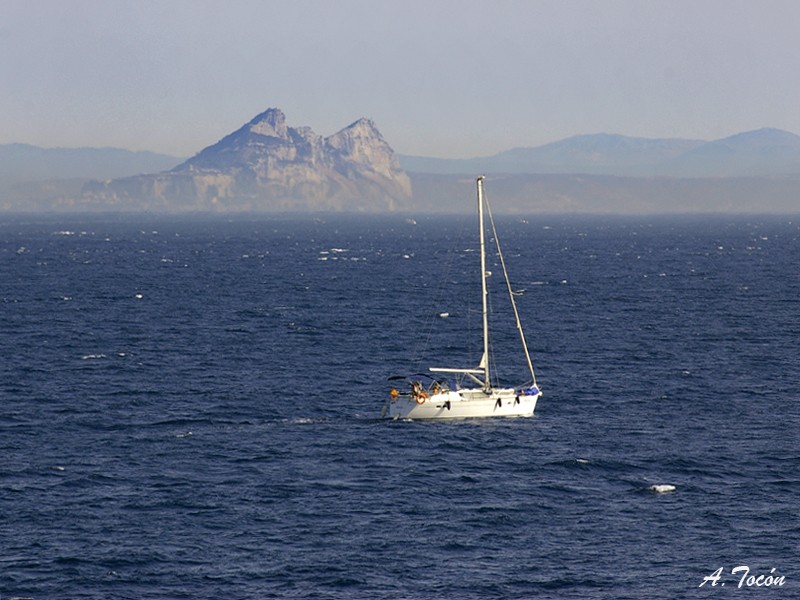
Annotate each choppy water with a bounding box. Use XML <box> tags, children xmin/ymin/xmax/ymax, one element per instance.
<box><xmin>2</xmin><ymin>212</ymin><xmax>799</xmax><ymax>598</ymax></box>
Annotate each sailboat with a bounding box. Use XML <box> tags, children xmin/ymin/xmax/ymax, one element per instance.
<box><xmin>383</xmin><ymin>176</ymin><xmax>542</xmax><ymax>420</ymax></box>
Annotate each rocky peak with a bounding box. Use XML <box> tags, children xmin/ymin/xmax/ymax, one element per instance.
<box><xmin>246</xmin><ymin>108</ymin><xmax>289</xmax><ymax>139</ymax></box>
<box><xmin>326</xmin><ymin>118</ymin><xmax>401</xmax><ymax>178</ymax></box>
<box><xmin>327</xmin><ymin>118</ymin><xmax>382</xmax><ymax>153</ymax></box>
<box><xmin>175</xmin><ymin>107</ymin><xmax>293</xmax><ymax>171</ymax></box>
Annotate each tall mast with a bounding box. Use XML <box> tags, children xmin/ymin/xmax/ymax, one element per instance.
<box><xmin>477</xmin><ymin>176</ymin><xmax>491</xmax><ymax>391</ymax></box>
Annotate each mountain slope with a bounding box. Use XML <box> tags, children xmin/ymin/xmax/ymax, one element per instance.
<box><xmin>666</xmin><ymin>128</ymin><xmax>800</xmax><ymax>176</ymax></box>
<box><xmin>488</xmin><ymin>134</ymin><xmax>704</xmax><ymax>175</ymax></box>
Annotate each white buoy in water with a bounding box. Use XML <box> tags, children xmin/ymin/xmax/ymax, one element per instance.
<box><xmin>648</xmin><ymin>484</ymin><xmax>676</xmax><ymax>494</ymax></box>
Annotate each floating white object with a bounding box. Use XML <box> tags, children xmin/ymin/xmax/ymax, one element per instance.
<box><xmin>648</xmin><ymin>484</ymin><xmax>676</xmax><ymax>493</ymax></box>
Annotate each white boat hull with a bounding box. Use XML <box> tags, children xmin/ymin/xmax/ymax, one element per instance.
<box><xmin>384</xmin><ymin>388</ymin><xmax>539</xmax><ymax>420</ymax></box>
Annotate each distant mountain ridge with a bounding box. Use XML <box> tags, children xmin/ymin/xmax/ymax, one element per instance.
<box><xmin>3</xmin><ymin>121</ymin><xmax>800</xmax><ymax>213</ymax></box>
<box><xmin>400</xmin><ymin>128</ymin><xmax>800</xmax><ymax>177</ymax></box>
<box><xmin>77</xmin><ymin>109</ymin><xmax>412</xmax><ymax>211</ymax></box>
<box><xmin>0</xmin><ymin>143</ymin><xmax>183</xmax><ymax>184</ymax></box>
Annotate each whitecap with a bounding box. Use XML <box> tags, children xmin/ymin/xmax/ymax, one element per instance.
<box><xmin>81</xmin><ymin>354</ymin><xmax>107</xmax><ymax>360</ymax></box>
<box><xmin>290</xmin><ymin>417</ymin><xmax>325</xmax><ymax>425</ymax></box>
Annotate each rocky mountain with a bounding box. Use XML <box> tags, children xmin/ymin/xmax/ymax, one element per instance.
<box><xmin>79</xmin><ymin>109</ymin><xmax>412</xmax><ymax>211</ymax></box>
<box><xmin>400</xmin><ymin>128</ymin><xmax>800</xmax><ymax>177</ymax></box>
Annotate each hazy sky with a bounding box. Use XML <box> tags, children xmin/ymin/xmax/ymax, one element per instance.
<box><xmin>2</xmin><ymin>0</ymin><xmax>799</xmax><ymax>158</ymax></box>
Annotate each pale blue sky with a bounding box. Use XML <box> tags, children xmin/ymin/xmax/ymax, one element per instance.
<box><xmin>2</xmin><ymin>0</ymin><xmax>799</xmax><ymax>158</ymax></box>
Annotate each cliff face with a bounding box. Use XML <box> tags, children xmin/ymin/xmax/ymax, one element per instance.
<box><xmin>81</xmin><ymin>109</ymin><xmax>412</xmax><ymax>211</ymax></box>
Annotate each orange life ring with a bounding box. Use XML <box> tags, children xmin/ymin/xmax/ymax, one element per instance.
<box><xmin>415</xmin><ymin>391</ymin><xmax>428</xmax><ymax>404</ymax></box>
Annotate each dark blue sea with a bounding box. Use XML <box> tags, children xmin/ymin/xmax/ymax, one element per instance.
<box><xmin>2</xmin><ymin>212</ymin><xmax>799</xmax><ymax>599</ymax></box>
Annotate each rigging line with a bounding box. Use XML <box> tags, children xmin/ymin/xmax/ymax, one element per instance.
<box><xmin>484</xmin><ymin>189</ymin><xmax>538</xmax><ymax>387</ymax></box>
